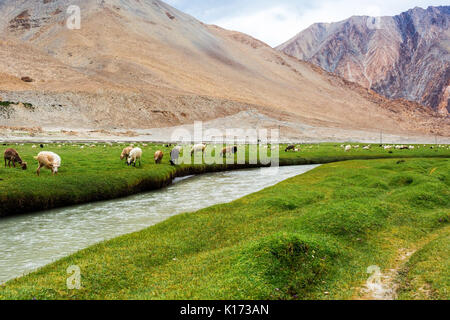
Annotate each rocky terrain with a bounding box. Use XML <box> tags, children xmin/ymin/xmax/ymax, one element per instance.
<box><xmin>0</xmin><ymin>0</ymin><xmax>448</xmax><ymax>141</ymax></box>
<box><xmin>278</xmin><ymin>6</ymin><xmax>450</xmax><ymax>116</ymax></box>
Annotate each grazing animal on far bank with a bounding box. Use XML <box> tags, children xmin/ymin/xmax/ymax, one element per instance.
<box><xmin>191</xmin><ymin>144</ymin><xmax>206</xmax><ymax>155</ymax></box>
<box><xmin>34</xmin><ymin>151</ymin><xmax>61</xmax><ymax>176</ymax></box>
<box><xmin>285</xmin><ymin>145</ymin><xmax>295</xmax><ymax>152</ymax></box>
<box><xmin>4</xmin><ymin>148</ymin><xmax>27</xmax><ymax>170</ymax></box>
<box><xmin>154</xmin><ymin>150</ymin><xmax>164</xmax><ymax>164</ymax></box>
<box><xmin>120</xmin><ymin>146</ymin><xmax>133</xmax><ymax>162</ymax></box>
<box><xmin>345</xmin><ymin>145</ymin><xmax>352</xmax><ymax>152</ymax></box>
<box><xmin>170</xmin><ymin>146</ymin><xmax>182</xmax><ymax>165</ymax></box>
<box><xmin>127</xmin><ymin>148</ymin><xmax>142</xmax><ymax>167</ymax></box>
<box><xmin>221</xmin><ymin>146</ymin><xmax>238</xmax><ymax>156</ymax></box>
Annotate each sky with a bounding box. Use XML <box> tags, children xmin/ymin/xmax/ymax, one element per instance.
<box><xmin>164</xmin><ymin>0</ymin><xmax>446</xmax><ymax>47</ymax></box>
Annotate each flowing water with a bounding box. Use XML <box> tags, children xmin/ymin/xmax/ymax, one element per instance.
<box><xmin>0</xmin><ymin>165</ymin><xmax>319</xmax><ymax>284</ymax></box>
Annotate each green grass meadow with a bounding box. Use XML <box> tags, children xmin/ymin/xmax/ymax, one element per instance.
<box><xmin>0</xmin><ymin>148</ymin><xmax>448</xmax><ymax>299</ymax></box>
<box><xmin>1</xmin><ymin>142</ymin><xmax>449</xmax><ymax>217</ymax></box>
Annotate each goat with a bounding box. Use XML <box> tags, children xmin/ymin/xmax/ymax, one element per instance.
<box><xmin>4</xmin><ymin>148</ymin><xmax>27</xmax><ymax>170</ymax></box>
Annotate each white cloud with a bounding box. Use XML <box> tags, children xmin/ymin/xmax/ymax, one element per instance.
<box><xmin>213</xmin><ymin>6</ymin><xmax>305</xmax><ymax>47</ymax></box>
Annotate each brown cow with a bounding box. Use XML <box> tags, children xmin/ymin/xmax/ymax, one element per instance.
<box><xmin>4</xmin><ymin>148</ymin><xmax>27</xmax><ymax>170</ymax></box>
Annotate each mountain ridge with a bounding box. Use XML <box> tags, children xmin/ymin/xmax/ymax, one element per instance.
<box><xmin>277</xmin><ymin>5</ymin><xmax>450</xmax><ymax>116</ymax></box>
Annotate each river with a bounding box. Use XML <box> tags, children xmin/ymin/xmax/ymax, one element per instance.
<box><xmin>0</xmin><ymin>165</ymin><xmax>319</xmax><ymax>284</ymax></box>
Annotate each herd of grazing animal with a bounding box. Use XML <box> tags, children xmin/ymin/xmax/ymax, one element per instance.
<box><xmin>342</xmin><ymin>144</ymin><xmax>419</xmax><ymax>152</ymax></box>
<box><xmin>3</xmin><ymin>148</ymin><xmax>59</xmax><ymax>175</ymax></box>
<box><xmin>4</xmin><ymin>143</ymin><xmax>444</xmax><ymax>176</ymax></box>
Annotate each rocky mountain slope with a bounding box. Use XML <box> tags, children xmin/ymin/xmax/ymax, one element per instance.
<box><xmin>0</xmin><ymin>0</ymin><xmax>448</xmax><ymax>139</ymax></box>
<box><xmin>277</xmin><ymin>6</ymin><xmax>450</xmax><ymax>116</ymax></box>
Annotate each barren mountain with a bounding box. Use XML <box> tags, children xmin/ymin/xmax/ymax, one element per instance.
<box><xmin>0</xmin><ymin>0</ymin><xmax>448</xmax><ymax>140</ymax></box>
<box><xmin>277</xmin><ymin>6</ymin><xmax>450</xmax><ymax>116</ymax></box>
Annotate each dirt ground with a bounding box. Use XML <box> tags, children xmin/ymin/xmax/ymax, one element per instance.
<box><xmin>1</xmin><ymin>111</ymin><xmax>449</xmax><ymax>144</ymax></box>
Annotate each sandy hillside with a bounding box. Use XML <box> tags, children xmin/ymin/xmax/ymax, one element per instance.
<box><xmin>0</xmin><ymin>0</ymin><xmax>448</xmax><ymax>141</ymax></box>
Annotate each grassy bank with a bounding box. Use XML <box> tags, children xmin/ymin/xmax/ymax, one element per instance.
<box><xmin>397</xmin><ymin>229</ymin><xmax>449</xmax><ymax>300</ymax></box>
<box><xmin>1</xmin><ymin>157</ymin><xmax>448</xmax><ymax>300</ymax></box>
<box><xmin>1</xmin><ymin>143</ymin><xmax>449</xmax><ymax>217</ymax></box>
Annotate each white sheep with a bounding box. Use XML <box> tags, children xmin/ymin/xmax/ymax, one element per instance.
<box><xmin>345</xmin><ymin>145</ymin><xmax>352</xmax><ymax>152</ymax></box>
<box><xmin>127</xmin><ymin>147</ymin><xmax>142</xmax><ymax>167</ymax></box>
<box><xmin>191</xmin><ymin>144</ymin><xmax>206</xmax><ymax>155</ymax></box>
<box><xmin>34</xmin><ymin>151</ymin><xmax>61</xmax><ymax>176</ymax></box>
